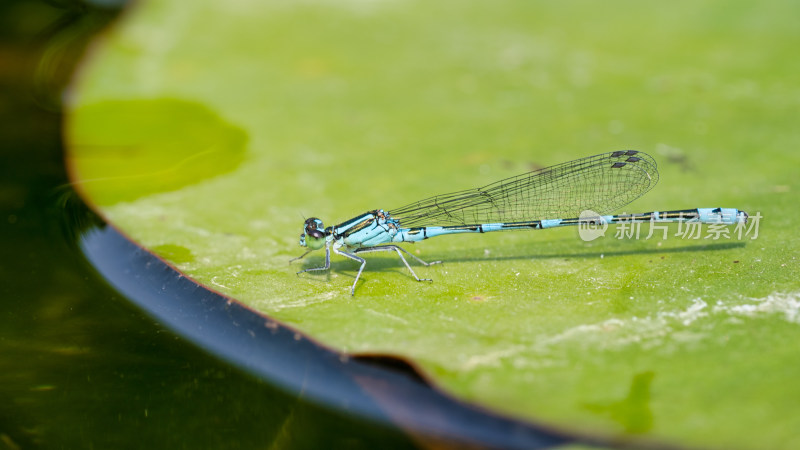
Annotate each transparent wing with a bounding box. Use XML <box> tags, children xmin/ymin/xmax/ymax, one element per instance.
<box><xmin>389</xmin><ymin>150</ymin><xmax>659</xmax><ymax>227</ymax></box>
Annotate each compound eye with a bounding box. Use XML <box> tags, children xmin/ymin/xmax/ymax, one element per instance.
<box><xmin>308</xmin><ymin>229</ymin><xmax>324</xmax><ymax>239</ymax></box>
<box><xmin>304</xmin><ymin>218</ymin><xmax>324</xmax><ymax>234</ymax></box>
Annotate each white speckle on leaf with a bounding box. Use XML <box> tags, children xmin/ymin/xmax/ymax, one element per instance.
<box><xmin>526</xmin><ymin>292</ymin><xmax>800</xmax><ymax>359</ymax></box>
<box><xmin>462</xmin><ymin>346</ymin><xmax>525</xmax><ymax>370</ymax></box>
<box><xmin>265</xmin><ymin>290</ymin><xmax>339</xmax><ymax>311</ymax></box>
<box><xmin>210</xmin><ymin>277</ymin><xmax>229</xmax><ymax>289</ymax></box>
<box><xmin>713</xmin><ymin>291</ymin><xmax>800</xmax><ymax>324</ymax></box>
<box><xmin>364</xmin><ymin>308</ymin><xmax>409</xmax><ymax>325</ymax></box>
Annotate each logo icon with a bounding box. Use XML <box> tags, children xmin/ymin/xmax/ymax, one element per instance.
<box><xmin>578</xmin><ymin>210</ymin><xmax>608</xmax><ymax>241</ymax></box>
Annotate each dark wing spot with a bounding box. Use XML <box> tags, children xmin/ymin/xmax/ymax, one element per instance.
<box><xmin>626</xmin><ymin>156</ymin><xmax>641</xmax><ymax>162</ymax></box>
<box><xmin>612</xmin><ymin>162</ymin><xmax>626</xmax><ymax>168</ymax></box>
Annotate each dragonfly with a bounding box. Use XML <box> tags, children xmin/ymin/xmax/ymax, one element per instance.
<box><xmin>291</xmin><ymin>150</ymin><xmax>748</xmax><ymax>295</ymax></box>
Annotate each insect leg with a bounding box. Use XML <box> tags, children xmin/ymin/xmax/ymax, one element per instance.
<box><xmin>355</xmin><ymin>245</ymin><xmax>436</xmax><ymax>283</ymax></box>
<box><xmin>296</xmin><ymin>242</ymin><xmax>331</xmax><ymax>274</ymax></box>
<box><xmin>333</xmin><ymin>246</ymin><xmax>367</xmax><ymax>295</ymax></box>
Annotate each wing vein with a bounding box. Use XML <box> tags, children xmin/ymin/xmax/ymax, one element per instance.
<box><xmin>388</xmin><ymin>151</ymin><xmax>659</xmax><ymax>228</ymax></box>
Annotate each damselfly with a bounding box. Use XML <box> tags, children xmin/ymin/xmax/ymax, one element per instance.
<box><xmin>292</xmin><ymin>150</ymin><xmax>748</xmax><ymax>295</ymax></box>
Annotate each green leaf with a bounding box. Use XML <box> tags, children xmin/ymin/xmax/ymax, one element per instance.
<box><xmin>66</xmin><ymin>0</ymin><xmax>800</xmax><ymax>447</ymax></box>
<box><xmin>69</xmin><ymin>99</ymin><xmax>247</xmax><ymax>205</ymax></box>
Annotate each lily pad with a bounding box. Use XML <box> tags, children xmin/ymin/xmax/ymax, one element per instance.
<box><xmin>66</xmin><ymin>0</ymin><xmax>800</xmax><ymax>447</ymax></box>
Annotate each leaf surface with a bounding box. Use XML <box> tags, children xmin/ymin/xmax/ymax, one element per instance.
<box><xmin>66</xmin><ymin>1</ymin><xmax>800</xmax><ymax>447</ymax></box>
